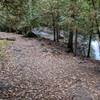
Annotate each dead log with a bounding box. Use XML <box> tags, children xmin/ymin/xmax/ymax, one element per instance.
<box><xmin>0</xmin><ymin>37</ymin><xmax>16</xmax><ymax>41</ymax></box>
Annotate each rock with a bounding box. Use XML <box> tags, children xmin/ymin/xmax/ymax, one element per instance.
<box><xmin>68</xmin><ymin>84</ymin><xmax>93</xmax><ymax>100</ymax></box>
<box><xmin>95</xmin><ymin>81</ymin><xmax>100</xmax><ymax>91</ymax></box>
<box><xmin>42</xmin><ymin>48</ymin><xmax>48</xmax><ymax>53</ymax></box>
<box><xmin>51</xmin><ymin>48</ymin><xmax>61</xmax><ymax>54</ymax></box>
<box><xmin>25</xmin><ymin>32</ymin><xmax>38</xmax><ymax>38</ymax></box>
<box><xmin>0</xmin><ymin>82</ymin><xmax>13</xmax><ymax>92</ymax></box>
<box><xmin>41</xmin><ymin>43</ymin><xmax>45</xmax><ymax>46</ymax></box>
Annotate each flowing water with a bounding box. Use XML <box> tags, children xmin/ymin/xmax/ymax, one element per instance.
<box><xmin>32</xmin><ymin>28</ymin><xmax>53</xmax><ymax>40</ymax></box>
<box><xmin>32</xmin><ymin>27</ymin><xmax>100</xmax><ymax>60</ymax></box>
<box><xmin>91</xmin><ymin>40</ymin><xmax>100</xmax><ymax>60</ymax></box>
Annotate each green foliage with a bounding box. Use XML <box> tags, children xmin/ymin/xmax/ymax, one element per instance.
<box><xmin>0</xmin><ymin>0</ymin><xmax>100</xmax><ymax>38</ymax></box>
<box><xmin>0</xmin><ymin>0</ymin><xmax>36</xmax><ymax>33</ymax></box>
<box><xmin>0</xmin><ymin>0</ymin><xmax>100</xmax><ymax>57</ymax></box>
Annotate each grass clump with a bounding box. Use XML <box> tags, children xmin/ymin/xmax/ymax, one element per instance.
<box><xmin>0</xmin><ymin>40</ymin><xmax>10</xmax><ymax>61</ymax></box>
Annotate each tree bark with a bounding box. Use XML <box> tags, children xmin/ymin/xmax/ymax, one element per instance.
<box><xmin>52</xmin><ymin>14</ymin><xmax>56</xmax><ymax>41</ymax></box>
<box><xmin>8</xmin><ymin>27</ymin><xmax>11</xmax><ymax>33</ymax></box>
<box><xmin>56</xmin><ymin>10</ymin><xmax>60</xmax><ymax>42</ymax></box>
<box><xmin>67</xmin><ymin>30</ymin><xmax>74</xmax><ymax>52</ymax></box>
<box><xmin>74</xmin><ymin>29</ymin><xmax>78</xmax><ymax>56</ymax></box>
<box><xmin>87</xmin><ymin>34</ymin><xmax>92</xmax><ymax>58</ymax></box>
<box><xmin>56</xmin><ymin>24</ymin><xmax>60</xmax><ymax>42</ymax></box>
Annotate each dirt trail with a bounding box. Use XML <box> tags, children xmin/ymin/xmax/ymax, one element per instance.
<box><xmin>0</xmin><ymin>32</ymin><xmax>100</xmax><ymax>100</ymax></box>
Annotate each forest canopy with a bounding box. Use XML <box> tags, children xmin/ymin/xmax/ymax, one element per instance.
<box><xmin>0</xmin><ymin>0</ymin><xmax>100</xmax><ymax>57</ymax></box>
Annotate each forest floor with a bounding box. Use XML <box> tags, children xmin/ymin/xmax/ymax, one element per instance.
<box><xmin>0</xmin><ymin>32</ymin><xmax>100</xmax><ymax>100</ymax></box>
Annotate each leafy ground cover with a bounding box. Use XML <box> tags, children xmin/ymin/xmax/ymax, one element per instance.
<box><xmin>0</xmin><ymin>32</ymin><xmax>100</xmax><ymax>100</ymax></box>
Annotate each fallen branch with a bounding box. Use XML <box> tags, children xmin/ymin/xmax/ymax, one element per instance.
<box><xmin>0</xmin><ymin>37</ymin><xmax>16</xmax><ymax>41</ymax></box>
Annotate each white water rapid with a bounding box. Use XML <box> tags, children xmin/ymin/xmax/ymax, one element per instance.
<box><xmin>91</xmin><ymin>40</ymin><xmax>100</xmax><ymax>60</ymax></box>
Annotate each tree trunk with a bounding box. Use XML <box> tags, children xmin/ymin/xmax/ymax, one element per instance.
<box><xmin>53</xmin><ymin>25</ymin><xmax>56</xmax><ymax>42</ymax></box>
<box><xmin>67</xmin><ymin>30</ymin><xmax>74</xmax><ymax>52</ymax></box>
<box><xmin>87</xmin><ymin>34</ymin><xmax>92</xmax><ymax>58</ymax></box>
<box><xmin>56</xmin><ymin>24</ymin><xmax>60</xmax><ymax>42</ymax></box>
<box><xmin>52</xmin><ymin>14</ymin><xmax>56</xmax><ymax>41</ymax></box>
<box><xmin>8</xmin><ymin>27</ymin><xmax>11</xmax><ymax>33</ymax></box>
<box><xmin>74</xmin><ymin>29</ymin><xmax>78</xmax><ymax>56</ymax></box>
<box><xmin>56</xmin><ymin>10</ymin><xmax>60</xmax><ymax>42</ymax></box>
<box><xmin>97</xmin><ymin>30</ymin><xmax>100</xmax><ymax>39</ymax></box>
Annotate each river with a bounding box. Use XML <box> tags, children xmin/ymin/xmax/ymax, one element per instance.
<box><xmin>32</xmin><ymin>27</ymin><xmax>100</xmax><ymax>60</ymax></box>
<box><xmin>91</xmin><ymin>40</ymin><xmax>100</xmax><ymax>60</ymax></box>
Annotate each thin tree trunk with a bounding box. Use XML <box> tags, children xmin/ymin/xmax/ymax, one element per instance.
<box><xmin>52</xmin><ymin>14</ymin><xmax>56</xmax><ymax>41</ymax></box>
<box><xmin>8</xmin><ymin>27</ymin><xmax>11</xmax><ymax>33</ymax></box>
<box><xmin>56</xmin><ymin>9</ymin><xmax>60</xmax><ymax>42</ymax></box>
<box><xmin>56</xmin><ymin>24</ymin><xmax>60</xmax><ymax>42</ymax></box>
<box><xmin>74</xmin><ymin>29</ymin><xmax>78</xmax><ymax>56</ymax></box>
<box><xmin>67</xmin><ymin>30</ymin><xmax>74</xmax><ymax>52</ymax></box>
<box><xmin>87</xmin><ymin>34</ymin><xmax>92</xmax><ymax>58</ymax></box>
